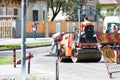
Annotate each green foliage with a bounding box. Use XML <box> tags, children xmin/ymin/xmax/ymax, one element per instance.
<box><xmin>0</xmin><ymin>56</ymin><xmax>20</xmax><ymax>65</ymax></box>
<box><xmin>96</xmin><ymin>3</ymin><xmax>105</xmax><ymax>20</ymax></box>
<box><xmin>49</xmin><ymin>0</ymin><xmax>78</xmax><ymax>21</ymax></box>
<box><xmin>0</xmin><ymin>44</ymin><xmax>20</xmax><ymax>49</ymax></box>
<box><xmin>26</xmin><ymin>75</ymin><xmax>37</xmax><ymax>80</ymax></box>
<box><xmin>96</xmin><ymin>3</ymin><xmax>101</xmax><ymax>13</ymax></box>
<box><xmin>0</xmin><ymin>42</ymin><xmax>51</xmax><ymax>50</ymax></box>
<box><xmin>26</xmin><ymin>42</ymin><xmax>51</xmax><ymax>47</ymax></box>
<box><xmin>1</xmin><ymin>75</ymin><xmax>50</xmax><ymax>80</ymax></box>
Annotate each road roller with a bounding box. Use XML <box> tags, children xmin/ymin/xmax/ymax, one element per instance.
<box><xmin>58</xmin><ymin>25</ymin><xmax>102</xmax><ymax>62</ymax></box>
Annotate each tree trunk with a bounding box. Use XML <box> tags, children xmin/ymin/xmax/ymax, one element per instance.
<box><xmin>51</xmin><ymin>13</ymin><xmax>58</xmax><ymax>21</ymax></box>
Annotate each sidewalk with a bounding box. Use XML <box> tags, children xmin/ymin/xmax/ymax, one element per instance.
<box><xmin>0</xmin><ymin>38</ymin><xmax>51</xmax><ymax>45</ymax></box>
<box><xmin>0</xmin><ymin>64</ymin><xmax>53</xmax><ymax>80</ymax></box>
<box><xmin>0</xmin><ymin>38</ymin><xmax>53</xmax><ymax>80</ymax></box>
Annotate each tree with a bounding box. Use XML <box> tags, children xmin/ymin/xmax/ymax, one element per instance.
<box><xmin>96</xmin><ymin>3</ymin><xmax>105</xmax><ymax>20</ymax></box>
<box><xmin>48</xmin><ymin>0</ymin><xmax>78</xmax><ymax>21</ymax></box>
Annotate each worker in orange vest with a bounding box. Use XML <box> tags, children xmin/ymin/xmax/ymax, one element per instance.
<box><xmin>113</xmin><ymin>25</ymin><xmax>119</xmax><ymax>33</ymax></box>
<box><xmin>81</xmin><ymin>16</ymin><xmax>92</xmax><ymax>32</ymax></box>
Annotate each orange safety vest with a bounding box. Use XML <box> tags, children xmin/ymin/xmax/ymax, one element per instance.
<box><xmin>113</xmin><ymin>27</ymin><xmax>118</xmax><ymax>33</ymax></box>
<box><xmin>81</xmin><ymin>20</ymin><xmax>92</xmax><ymax>32</ymax></box>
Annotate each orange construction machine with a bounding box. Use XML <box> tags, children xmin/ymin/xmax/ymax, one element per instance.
<box><xmin>58</xmin><ymin>25</ymin><xmax>101</xmax><ymax>62</ymax></box>
<box><xmin>57</xmin><ymin>4</ymin><xmax>103</xmax><ymax>62</ymax></box>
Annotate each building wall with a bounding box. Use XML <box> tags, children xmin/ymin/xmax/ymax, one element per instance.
<box><xmin>80</xmin><ymin>0</ymin><xmax>97</xmax><ymax>21</ymax></box>
<box><xmin>114</xmin><ymin>5</ymin><xmax>120</xmax><ymax>15</ymax></box>
<box><xmin>27</xmin><ymin>1</ymin><xmax>47</xmax><ymax>22</ymax></box>
<box><xmin>100</xmin><ymin>4</ymin><xmax>120</xmax><ymax>16</ymax></box>
<box><xmin>0</xmin><ymin>0</ymin><xmax>47</xmax><ymax>22</ymax></box>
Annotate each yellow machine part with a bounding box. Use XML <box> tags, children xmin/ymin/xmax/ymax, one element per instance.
<box><xmin>60</xmin><ymin>33</ymin><xmax>75</xmax><ymax>57</ymax></box>
<box><xmin>102</xmin><ymin>45</ymin><xmax>115</xmax><ymax>63</ymax></box>
<box><xmin>117</xmin><ymin>49</ymin><xmax>120</xmax><ymax>64</ymax></box>
<box><xmin>66</xmin><ymin>47</ymin><xmax>72</xmax><ymax>56</ymax></box>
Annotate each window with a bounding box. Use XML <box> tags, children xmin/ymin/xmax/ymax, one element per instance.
<box><xmin>116</xmin><ymin>9</ymin><xmax>120</xmax><ymax>15</ymax></box>
<box><xmin>43</xmin><ymin>10</ymin><xmax>45</xmax><ymax>20</ymax></box>
<box><xmin>14</xmin><ymin>8</ymin><xmax>18</xmax><ymax>15</ymax></box>
<box><xmin>33</xmin><ymin>10</ymin><xmax>38</xmax><ymax>21</ymax></box>
<box><xmin>107</xmin><ymin>8</ymin><xmax>114</xmax><ymax>16</ymax></box>
<box><xmin>85</xmin><ymin>5</ymin><xmax>95</xmax><ymax>15</ymax></box>
<box><xmin>90</xmin><ymin>6</ymin><xmax>94</xmax><ymax>15</ymax></box>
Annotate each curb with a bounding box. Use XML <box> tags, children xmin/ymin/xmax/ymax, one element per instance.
<box><xmin>0</xmin><ymin>44</ymin><xmax>51</xmax><ymax>51</ymax></box>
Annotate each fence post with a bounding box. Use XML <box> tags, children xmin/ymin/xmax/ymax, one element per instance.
<box><xmin>13</xmin><ymin>49</ymin><xmax>16</xmax><ymax>68</ymax></box>
<box><xmin>28</xmin><ymin>52</ymin><xmax>31</xmax><ymax>74</ymax></box>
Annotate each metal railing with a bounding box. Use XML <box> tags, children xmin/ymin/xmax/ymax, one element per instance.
<box><xmin>0</xmin><ymin>27</ymin><xmax>13</xmax><ymax>38</ymax></box>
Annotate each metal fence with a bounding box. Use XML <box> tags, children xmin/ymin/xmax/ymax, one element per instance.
<box><xmin>0</xmin><ymin>21</ymin><xmax>14</xmax><ymax>38</ymax></box>
<box><xmin>0</xmin><ymin>27</ymin><xmax>13</xmax><ymax>38</ymax></box>
<box><xmin>0</xmin><ymin>20</ymin><xmax>104</xmax><ymax>38</ymax></box>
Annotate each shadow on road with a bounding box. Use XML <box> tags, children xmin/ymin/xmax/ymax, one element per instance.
<box><xmin>44</xmin><ymin>53</ymin><xmax>57</xmax><ymax>57</ymax></box>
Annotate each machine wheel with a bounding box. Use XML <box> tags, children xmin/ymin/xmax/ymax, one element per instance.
<box><xmin>77</xmin><ymin>49</ymin><xmax>101</xmax><ymax>62</ymax></box>
<box><xmin>58</xmin><ymin>49</ymin><xmax>64</xmax><ymax>62</ymax></box>
<box><xmin>58</xmin><ymin>56</ymin><xmax>63</xmax><ymax>62</ymax></box>
<box><xmin>71</xmin><ymin>56</ymin><xmax>78</xmax><ymax>63</ymax></box>
<box><xmin>59</xmin><ymin>56</ymin><xmax>72</xmax><ymax>62</ymax></box>
<box><xmin>58</xmin><ymin>49</ymin><xmax>72</xmax><ymax>62</ymax></box>
<box><xmin>71</xmin><ymin>49</ymin><xmax>78</xmax><ymax>63</ymax></box>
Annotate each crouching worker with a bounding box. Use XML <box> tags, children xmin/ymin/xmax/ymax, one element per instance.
<box><xmin>49</xmin><ymin>32</ymin><xmax>65</xmax><ymax>54</ymax></box>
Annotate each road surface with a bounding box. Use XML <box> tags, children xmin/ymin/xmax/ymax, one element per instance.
<box><xmin>0</xmin><ymin>46</ymin><xmax>120</xmax><ymax>80</ymax></box>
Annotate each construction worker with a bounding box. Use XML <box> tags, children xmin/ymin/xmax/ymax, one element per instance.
<box><xmin>49</xmin><ymin>32</ymin><xmax>65</xmax><ymax>54</ymax></box>
<box><xmin>113</xmin><ymin>25</ymin><xmax>119</xmax><ymax>33</ymax></box>
<box><xmin>81</xmin><ymin>16</ymin><xmax>92</xmax><ymax>32</ymax></box>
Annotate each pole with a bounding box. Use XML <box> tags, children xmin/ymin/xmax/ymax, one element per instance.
<box><xmin>21</xmin><ymin>0</ymin><xmax>27</xmax><ymax>80</ymax></box>
<box><xmin>28</xmin><ymin>52</ymin><xmax>31</xmax><ymax>74</ymax></box>
<box><xmin>13</xmin><ymin>49</ymin><xmax>16</xmax><ymax>68</ymax></box>
<box><xmin>78</xmin><ymin>5</ymin><xmax>81</xmax><ymax>42</ymax></box>
<box><xmin>56</xmin><ymin>42</ymin><xmax>59</xmax><ymax>80</ymax></box>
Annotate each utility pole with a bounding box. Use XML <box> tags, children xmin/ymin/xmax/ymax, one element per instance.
<box><xmin>21</xmin><ymin>0</ymin><xmax>27</xmax><ymax>80</ymax></box>
<box><xmin>78</xmin><ymin>0</ymin><xmax>81</xmax><ymax>42</ymax></box>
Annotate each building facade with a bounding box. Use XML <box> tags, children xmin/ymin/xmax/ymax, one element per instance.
<box><xmin>0</xmin><ymin>0</ymin><xmax>48</xmax><ymax>38</ymax></box>
<box><xmin>99</xmin><ymin>0</ymin><xmax>120</xmax><ymax>16</ymax></box>
<box><xmin>79</xmin><ymin>0</ymin><xmax>98</xmax><ymax>21</ymax></box>
<box><xmin>0</xmin><ymin>0</ymin><xmax>48</xmax><ymax>21</ymax></box>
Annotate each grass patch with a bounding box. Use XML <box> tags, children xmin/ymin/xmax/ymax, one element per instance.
<box><xmin>0</xmin><ymin>44</ymin><xmax>20</xmax><ymax>50</ymax></box>
<box><xmin>0</xmin><ymin>56</ymin><xmax>20</xmax><ymax>65</ymax></box>
<box><xmin>26</xmin><ymin>42</ymin><xmax>51</xmax><ymax>47</ymax></box>
<box><xmin>0</xmin><ymin>42</ymin><xmax>51</xmax><ymax>64</ymax></box>
<box><xmin>0</xmin><ymin>42</ymin><xmax>51</xmax><ymax>50</ymax></box>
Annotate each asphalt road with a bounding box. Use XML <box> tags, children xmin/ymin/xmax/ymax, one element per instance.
<box><xmin>0</xmin><ymin>46</ymin><xmax>120</xmax><ymax>80</ymax></box>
